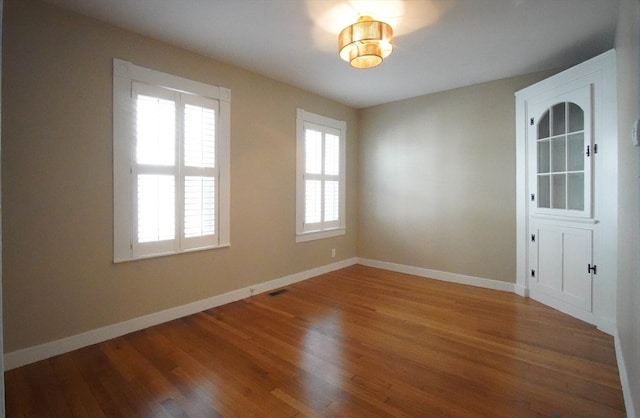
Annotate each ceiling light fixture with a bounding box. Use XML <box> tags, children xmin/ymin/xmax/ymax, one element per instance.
<box><xmin>338</xmin><ymin>16</ymin><xmax>394</xmax><ymax>69</ymax></box>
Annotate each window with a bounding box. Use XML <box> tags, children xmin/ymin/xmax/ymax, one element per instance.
<box><xmin>529</xmin><ymin>84</ymin><xmax>592</xmax><ymax>219</ymax></box>
<box><xmin>113</xmin><ymin>59</ymin><xmax>230</xmax><ymax>262</ymax></box>
<box><xmin>536</xmin><ymin>102</ymin><xmax>587</xmax><ymax>211</ymax></box>
<box><xmin>296</xmin><ymin>109</ymin><xmax>346</xmax><ymax>242</ymax></box>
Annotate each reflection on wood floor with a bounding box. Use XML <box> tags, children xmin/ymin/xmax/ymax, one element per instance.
<box><xmin>5</xmin><ymin>264</ymin><xmax>626</xmax><ymax>417</ymax></box>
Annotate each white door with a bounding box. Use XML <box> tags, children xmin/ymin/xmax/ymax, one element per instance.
<box><xmin>527</xmin><ymin>86</ymin><xmax>595</xmax><ymax>316</ymax></box>
<box><xmin>516</xmin><ymin>50</ymin><xmax>617</xmax><ymax>333</ymax></box>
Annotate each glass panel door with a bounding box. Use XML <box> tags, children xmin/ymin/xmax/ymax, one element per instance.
<box><xmin>530</xmin><ymin>85</ymin><xmax>592</xmax><ymax>218</ymax></box>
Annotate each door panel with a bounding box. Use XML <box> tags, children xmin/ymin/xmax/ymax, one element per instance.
<box><xmin>537</xmin><ymin>227</ymin><xmax>563</xmax><ymax>292</ymax></box>
<box><xmin>532</xmin><ymin>224</ymin><xmax>593</xmax><ymax>312</ymax></box>
<box><xmin>562</xmin><ymin>229</ymin><xmax>593</xmax><ymax>311</ymax></box>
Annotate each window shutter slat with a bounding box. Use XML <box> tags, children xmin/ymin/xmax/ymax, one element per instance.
<box><xmin>305</xmin><ymin>179</ymin><xmax>322</xmax><ymax>224</ymax></box>
<box><xmin>324</xmin><ymin>133</ymin><xmax>340</xmax><ymax>175</ymax></box>
<box><xmin>136</xmin><ymin>95</ymin><xmax>176</xmax><ymax>166</ymax></box>
<box><xmin>324</xmin><ymin>180</ymin><xmax>339</xmax><ymax>222</ymax></box>
<box><xmin>184</xmin><ymin>104</ymin><xmax>216</xmax><ymax>168</ymax></box>
<box><xmin>305</xmin><ymin>129</ymin><xmax>322</xmax><ymax>175</ymax></box>
<box><xmin>184</xmin><ymin>176</ymin><xmax>216</xmax><ymax>238</ymax></box>
<box><xmin>137</xmin><ymin>174</ymin><xmax>175</xmax><ymax>243</ymax></box>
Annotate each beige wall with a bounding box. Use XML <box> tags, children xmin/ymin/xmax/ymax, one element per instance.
<box><xmin>1</xmin><ymin>0</ymin><xmax>358</xmax><ymax>352</ymax></box>
<box><xmin>615</xmin><ymin>0</ymin><xmax>640</xmax><ymax>414</ymax></box>
<box><xmin>357</xmin><ymin>73</ymin><xmax>553</xmax><ymax>283</ymax></box>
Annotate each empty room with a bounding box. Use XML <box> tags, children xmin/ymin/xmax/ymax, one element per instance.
<box><xmin>1</xmin><ymin>0</ymin><xmax>639</xmax><ymax>416</ymax></box>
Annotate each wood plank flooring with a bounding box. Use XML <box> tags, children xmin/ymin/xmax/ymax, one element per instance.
<box><xmin>5</xmin><ymin>265</ymin><xmax>626</xmax><ymax>417</ymax></box>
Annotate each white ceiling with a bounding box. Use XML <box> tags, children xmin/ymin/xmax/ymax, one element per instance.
<box><xmin>42</xmin><ymin>0</ymin><xmax>620</xmax><ymax>108</ymax></box>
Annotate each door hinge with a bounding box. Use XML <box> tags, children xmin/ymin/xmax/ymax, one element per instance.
<box><xmin>530</xmin><ymin>193</ymin><xmax>535</xmax><ymax>202</ymax></box>
<box><xmin>588</xmin><ymin>264</ymin><xmax>597</xmax><ymax>275</ymax></box>
<box><xmin>531</xmin><ymin>234</ymin><xmax>536</xmax><ymax>242</ymax></box>
<box><xmin>530</xmin><ymin>117</ymin><xmax>534</xmax><ymax>126</ymax></box>
<box><xmin>531</xmin><ymin>269</ymin><xmax>536</xmax><ymax>278</ymax></box>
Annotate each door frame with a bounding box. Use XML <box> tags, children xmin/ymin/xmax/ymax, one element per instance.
<box><xmin>515</xmin><ymin>50</ymin><xmax>618</xmax><ymax>334</ymax></box>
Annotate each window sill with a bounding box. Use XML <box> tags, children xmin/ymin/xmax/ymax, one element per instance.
<box><xmin>114</xmin><ymin>243</ymin><xmax>231</xmax><ymax>264</ymax></box>
<box><xmin>296</xmin><ymin>228</ymin><xmax>345</xmax><ymax>243</ymax></box>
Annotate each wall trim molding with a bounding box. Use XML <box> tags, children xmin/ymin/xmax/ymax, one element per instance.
<box><xmin>514</xmin><ymin>284</ymin><xmax>529</xmax><ymax>297</ymax></box>
<box><xmin>615</xmin><ymin>330</ymin><xmax>637</xmax><ymax>418</ymax></box>
<box><xmin>357</xmin><ymin>258</ymin><xmax>516</xmax><ymax>293</ymax></box>
<box><xmin>4</xmin><ymin>257</ymin><xmax>359</xmax><ymax>370</ymax></box>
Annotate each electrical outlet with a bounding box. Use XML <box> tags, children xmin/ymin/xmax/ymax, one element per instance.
<box><xmin>331</xmin><ymin>248</ymin><xmax>336</xmax><ymax>258</ymax></box>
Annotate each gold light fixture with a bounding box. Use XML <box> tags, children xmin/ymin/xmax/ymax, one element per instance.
<box><xmin>338</xmin><ymin>16</ymin><xmax>394</xmax><ymax>69</ymax></box>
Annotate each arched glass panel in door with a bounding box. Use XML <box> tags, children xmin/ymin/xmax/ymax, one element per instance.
<box><xmin>536</xmin><ymin>102</ymin><xmax>585</xmax><ymax>212</ymax></box>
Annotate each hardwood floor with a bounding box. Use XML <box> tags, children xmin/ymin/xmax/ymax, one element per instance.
<box><xmin>5</xmin><ymin>265</ymin><xmax>626</xmax><ymax>417</ymax></box>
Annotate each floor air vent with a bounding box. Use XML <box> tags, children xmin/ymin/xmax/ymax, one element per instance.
<box><xmin>268</xmin><ymin>289</ymin><xmax>288</xmax><ymax>297</ymax></box>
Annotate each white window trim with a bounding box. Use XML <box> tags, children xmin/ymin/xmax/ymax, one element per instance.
<box><xmin>113</xmin><ymin>59</ymin><xmax>231</xmax><ymax>262</ymax></box>
<box><xmin>296</xmin><ymin>108</ymin><xmax>346</xmax><ymax>243</ymax></box>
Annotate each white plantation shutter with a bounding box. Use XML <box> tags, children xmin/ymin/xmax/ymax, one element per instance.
<box><xmin>131</xmin><ymin>84</ymin><xmax>179</xmax><ymax>257</ymax></box>
<box><xmin>302</xmin><ymin>124</ymin><xmax>341</xmax><ymax>231</ymax></box>
<box><xmin>323</xmin><ymin>133</ymin><xmax>340</xmax><ymax>223</ymax></box>
<box><xmin>304</xmin><ymin>129</ymin><xmax>323</xmax><ymax>224</ymax></box>
<box><xmin>113</xmin><ymin>59</ymin><xmax>230</xmax><ymax>262</ymax></box>
<box><xmin>132</xmin><ymin>89</ymin><xmax>219</xmax><ymax>256</ymax></box>
<box><xmin>296</xmin><ymin>109</ymin><xmax>346</xmax><ymax>242</ymax></box>
<box><xmin>181</xmin><ymin>95</ymin><xmax>218</xmax><ymax>250</ymax></box>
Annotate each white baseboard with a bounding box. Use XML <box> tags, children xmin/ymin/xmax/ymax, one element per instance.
<box><xmin>514</xmin><ymin>284</ymin><xmax>529</xmax><ymax>297</ymax></box>
<box><xmin>4</xmin><ymin>257</ymin><xmax>358</xmax><ymax>370</ymax></box>
<box><xmin>615</xmin><ymin>331</ymin><xmax>637</xmax><ymax>418</ymax></box>
<box><xmin>357</xmin><ymin>258</ymin><xmax>516</xmax><ymax>293</ymax></box>
<box><xmin>594</xmin><ymin>318</ymin><xmax>617</xmax><ymax>337</ymax></box>
<box><xmin>527</xmin><ymin>288</ymin><xmax>616</xmax><ymax>336</ymax></box>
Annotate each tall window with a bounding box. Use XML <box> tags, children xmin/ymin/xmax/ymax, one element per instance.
<box><xmin>296</xmin><ymin>109</ymin><xmax>346</xmax><ymax>242</ymax></box>
<box><xmin>113</xmin><ymin>59</ymin><xmax>230</xmax><ymax>262</ymax></box>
